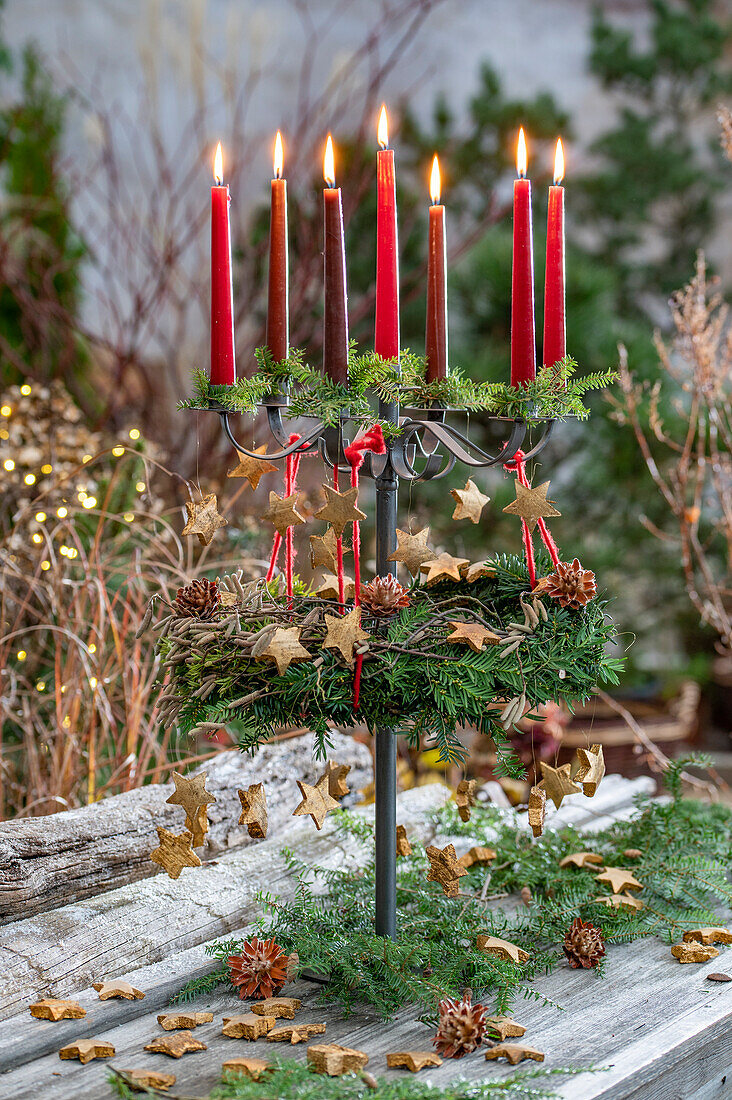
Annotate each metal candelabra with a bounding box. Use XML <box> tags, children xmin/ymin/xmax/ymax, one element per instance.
<box><xmin>209</xmin><ymin>392</ymin><xmax>556</xmax><ymax>939</ymax></box>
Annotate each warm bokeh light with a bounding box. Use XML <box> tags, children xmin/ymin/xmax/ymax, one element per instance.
<box><xmin>323</xmin><ymin>134</ymin><xmax>335</xmax><ymax>187</ymax></box>
<box><xmin>273</xmin><ymin>130</ymin><xmax>284</xmax><ymax>179</ymax></box>
<box><xmin>554</xmin><ymin>137</ymin><xmax>565</xmax><ymax>185</ymax></box>
<box><xmin>213</xmin><ymin>141</ymin><xmax>224</xmax><ymax>185</ymax></box>
<box><xmin>378</xmin><ymin>104</ymin><xmax>388</xmax><ymax>149</ymax></box>
<box><xmin>429</xmin><ymin>154</ymin><xmax>441</xmax><ymax>204</ymax></box>
<box><xmin>517</xmin><ymin>127</ymin><xmax>528</xmax><ymax>178</ymax></box>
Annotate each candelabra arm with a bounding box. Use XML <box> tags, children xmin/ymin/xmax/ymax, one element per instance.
<box><xmin>218</xmin><ymin>411</ymin><xmax>323</xmax><ymax>462</ymax></box>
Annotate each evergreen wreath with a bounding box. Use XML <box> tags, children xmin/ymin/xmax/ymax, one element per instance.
<box><xmin>151</xmin><ymin>554</ymin><xmax>621</xmax><ymax>772</ymax></box>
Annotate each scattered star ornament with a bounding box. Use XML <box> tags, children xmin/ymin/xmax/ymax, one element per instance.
<box><xmin>594</xmin><ymin>892</ymin><xmax>644</xmax><ymax>911</ymax></box>
<box><xmin>92</xmin><ymin>980</ymin><xmax>145</xmax><ymax>1001</ymax></box>
<box><xmin>149</xmin><ymin>827</ymin><xmax>202</xmax><ymax>879</ymax></box>
<box><xmin>485</xmin><ymin>1044</ymin><xmax>544</xmax><ymax>1066</ymax></box>
<box><xmin>502</xmin><ymin>480</ymin><xmax>561</xmax><ymax>533</ymax></box>
<box><xmin>310</xmin><ymin>528</ymin><xmax>348</xmax><ymax>573</ymax></box>
<box><xmin>182</xmin><ymin>493</ymin><xmax>227</xmax><ymax>546</ymax></box>
<box><xmin>388</xmin><ymin>527</ymin><xmax>434</xmax><ymax>576</ymax></box>
<box><xmin>227</xmin><ymin>444</ymin><xmax>278</xmax><ymax>489</ymax></box>
<box><xmin>539</xmin><ymin>761</ymin><xmax>582</xmax><ymax>809</ymax></box>
<box><xmin>293</xmin><ymin>771</ymin><xmax>340</xmax><ymax>830</ymax></box>
<box><xmin>573</xmin><ymin>743</ymin><xmax>605</xmax><ymax>796</ymax></box>
<box><xmin>450</xmin><ymin>478</ymin><xmax>490</xmax><ymax>524</ymax></box>
<box><xmin>425</xmin><ymin>843</ymin><xmax>468</xmax><ymax>897</ymax></box>
<box><xmin>446</xmin><ymin>620</ymin><xmax>501</xmax><ymax>653</ymax></box>
<box><xmin>238</xmin><ymin>783</ymin><xmax>268</xmax><ymax>838</ymax></box>
<box><xmin>258</xmin><ymin>626</ymin><xmax>311</xmax><ymax>675</ymax></box>
<box><xmin>261</xmin><ymin>491</ymin><xmax>305</xmax><ymax>536</ymax></box>
<box><xmin>166</xmin><ymin>771</ymin><xmax>217</xmax><ymax>846</ymax></box>
<box><xmin>595</xmin><ymin>867</ymin><xmax>643</xmax><ymax>893</ymax></box>
<box><xmin>144</xmin><ymin>1030</ymin><xmax>207</xmax><ymax>1058</ymax></box>
<box><xmin>30</xmin><ymin>998</ymin><xmax>86</xmax><ymax>1021</ymax></box>
<box><xmin>485</xmin><ymin>1016</ymin><xmax>526</xmax><ymax>1042</ymax></box>
<box><xmin>59</xmin><ymin>1039</ymin><xmax>116</xmax><ymax>1064</ymax></box>
<box><xmin>314</xmin><ymin>485</ymin><xmax>367</xmax><ymax>538</ymax></box>
<box><xmin>476</xmin><ymin>934</ymin><xmax>530</xmax><ymax>963</ymax></box>
<box><xmin>323</xmin><ymin>607</ymin><xmax>370</xmax><ymax>666</ymax></box>
<box><xmin>420</xmin><ymin>552</ymin><xmax>470</xmax><ymax>586</ymax></box>
<box><xmin>559</xmin><ymin>851</ymin><xmax>605</xmax><ymax>870</ymax></box>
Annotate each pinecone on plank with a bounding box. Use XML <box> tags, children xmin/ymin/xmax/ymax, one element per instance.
<box><xmin>543</xmin><ymin>559</ymin><xmax>597</xmax><ymax>609</ymax></box>
<box><xmin>227</xmin><ymin>937</ymin><xmax>292</xmax><ymax>999</ymax></box>
<box><xmin>360</xmin><ymin>575</ymin><xmax>410</xmax><ymax>618</ymax></box>
<box><xmin>432</xmin><ymin>989</ymin><xmax>487</xmax><ymax>1058</ymax></box>
<box><xmin>563</xmin><ymin>917</ymin><xmax>605</xmax><ymax>969</ymax></box>
<box><xmin>174</xmin><ymin>578</ymin><xmax>220</xmax><ymax>619</ymax></box>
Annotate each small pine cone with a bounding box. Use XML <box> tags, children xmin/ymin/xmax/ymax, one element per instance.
<box><xmin>174</xmin><ymin>578</ymin><xmax>220</xmax><ymax>618</ymax></box>
<box><xmin>360</xmin><ymin>575</ymin><xmax>410</xmax><ymax>618</ymax></box>
<box><xmin>432</xmin><ymin>988</ymin><xmax>487</xmax><ymax>1059</ymax></box>
<box><xmin>227</xmin><ymin>936</ymin><xmax>291</xmax><ymax>999</ymax></box>
<box><xmin>544</xmin><ymin>559</ymin><xmax>597</xmax><ymax>609</ymax></box>
<box><xmin>563</xmin><ymin>917</ymin><xmax>605</xmax><ymax>969</ymax></box>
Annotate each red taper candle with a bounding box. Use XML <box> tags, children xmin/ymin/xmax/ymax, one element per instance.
<box><xmin>322</xmin><ymin>134</ymin><xmax>349</xmax><ymax>385</ymax></box>
<box><xmin>543</xmin><ymin>137</ymin><xmax>566</xmax><ymax>376</ymax></box>
<box><xmin>425</xmin><ymin>154</ymin><xmax>447</xmax><ymax>383</ymax></box>
<box><xmin>375</xmin><ymin>105</ymin><xmax>400</xmax><ymax>361</ymax></box>
<box><xmin>266</xmin><ymin>131</ymin><xmax>289</xmax><ymax>363</ymax></box>
<box><xmin>510</xmin><ymin>128</ymin><xmax>536</xmax><ymax>388</ymax></box>
<box><xmin>210</xmin><ymin>142</ymin><xmax>236</xmax><ymax>385</ymax></box>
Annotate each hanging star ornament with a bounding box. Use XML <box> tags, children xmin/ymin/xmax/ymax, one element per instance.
<box><xmin>572</xmin><ymin>744</ymin><xmax>605</xmax><ymax>797</ymax></box>
<box><xmin>388</xmin><ymin>527</ymin><xmax>434</xmax><ymax>576</ymax></box>
<box><xmin>262</xmin><ymin>491</ymin><xmax>305</xmax><ymax>536</ymax></box>
<box><xmin>292</xmin><ymin>771</ymin><xmax>340</xmax><ymax>830</ymax></box>
<box><xmin>314</xmin><ymin>485</ymin><xmax>367</xmax><ymax>538</ymax></box>
<box><xmin>539</xmin><ymin>761</ymin><xmax>582</xmax><ymax>810</ymax></box>
<box><xmin>310</xmin><ymin>528</ymin><xmax>348</xmax><ymax>573</ymax></box>
<box><xmin>149</xmin><ymin>827</ymin><xmax>202</xmax><ymax>879</ymax></box>
<box><xmin>182</xmin><ymin>493</ymin><xmax>227</xmax><ymax>546</ymax></box>
<box><xmin>258</xmin><ymin>626</ymin><xmax>311</xmax><ymax>675</ymax></box>
<box><xmin>450</xmin><ymin>478</ymin><xmax>490</xmax><ymax>524</ymax></box>
<box><xmin>420</xmin><ymin>552</ymin><xmax>470</xmax><ymax>587</ymax></box>
<box><xmin>227</xmin><ymin>444</ymin><xmax>278</xmax><ymax>489</ymax></box>
<box><xmin>446</xmin><ymin>620</ymin><xmax>501</xmax><ymax>653</ymax></box>
<box><xmin>316</xmin><ymin>573</ymin><xmax>356</xmax><ymax>601</ymax></box>
<box><xmin>166</xmin><ymin>771</ymin><xmax>216</xmax><ymax>846</ymax></box>
<box><xmin>323</xmin><ymin>760</ymin><xmax>351</xmax><ymax>800</ymax></box>
<box><xmin>425</xmin><ymin>843</ymin><xmax>468</xmax><ymax>898</ymax></box>
<box><xmin>323</xmin><ymin>608</ymin><xmax>370</xmax><ymax>666</ymax></box>
<box><xmin>502</xmin><ymin>480</ymin><xmax>561</xmax><ymax>533</ymax></box>
<box><xmin>238</xmin><ymin>782</ymin><xmax>268</xmax><ymax>838</ymax></box>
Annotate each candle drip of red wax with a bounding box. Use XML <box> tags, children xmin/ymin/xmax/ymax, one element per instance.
<box><xmin>210</xmin><ymin>142</ymin><xmax>236</xmax><ymax>385</ymax></box>
<box><xmin>543</xmin><ymin>137</ymin><xmax>566</xmax><ymax>379</ymax></box>
<box><xmin>323</xmin><ymin>134</ymin><xmax>349</xmax><ymax>385</ymax></box>
<box><xmin>266</xmin><ymin>130</ymin><xmax>289</xmax><ymax>364</ymax></box>
<box><xmin>510</xmin><ymin>128</ymin><xmax>536</xmax><ymax>388</ymax></box>
<box><xmin>375</xmin><ymin>106</ymin><xmax>400</xmax><ymax>362</ymax></box>
<box><xmin>425</xmin><ymin>154</ymin><xmax>448</xmax><ymax>384</ymax></box>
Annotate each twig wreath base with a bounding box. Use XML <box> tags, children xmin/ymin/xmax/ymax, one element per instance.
<box><xmin>152</xmin><ymin>555</ymin><xmax>621</xmax><ymax>771</ymax></box>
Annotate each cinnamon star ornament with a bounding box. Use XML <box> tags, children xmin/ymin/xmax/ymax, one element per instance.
<box><xmin>388</xmin><ymin>526</ymin><xmax>434</xmax><ymax>576</ymax></box>
<box><xmin>386</xmin><ymin>1051</ymin><xmax>443</xmax><ymax>1072</ymax></box>
<box><xmin>166</xmin><ymin>771</ymin><xmax>217</xmax><ymax>847</ymax></box>
<box><xmin>396</xmin><ymin>824</ymin><xmax>412</xmax><ymax>857</ymax></box>
<box><xmin>455</xmin><ymin>778</ymin><xmax>477</xmax><ymax>821</ymax></box>
<box><xmin>539</xmin><ymin>761</ymin><xmax>581</xmax><ymax>810</ymax></box>
<box><xmin>420</xmin><ymin>553</ymin><xmax>470</xmax><ymax>586</ymax></box>
<box><xmin>238</xmin><ymin>783</ymin><xmax>268</xmax><ymax>839</ymax></box>
<box><xmin>573</xmin><ymin>744</ymin><xmax>605</xmax><ymax>796</ymax></box>
<box><xmin>559</xmin><ymin>851</ymin><xmax>605</xmax><ymax>870</ymax></box>
<box><xmin>30</xmin><ymin>998</ymin><xmax>85</xmax><ymax>1021</ymax></box>
<box><xmin>144</xmin><ymin>1030</ymin><xmax>207</xmax><ymax>1058</ymax></box>
<box><xmin>149</xmin><ymin>827</ymin><xmax>202</xmax><ymax>879</ymax></box>
<box><xmin>595</xmin><ymin>867</ymin><xmax>643</xmax><ymax>893</ymax></box>
<box><xmin>292</xmin><ymin>771</ymin><xmax>339</xmax><ymax>830</ymax></box>
<box><xmin>446</xmin><ymin>621</ymin><xmax>501</xmax><ymax>653</ymax></box>
<box><xmin>316</xmin><ymin>573</ymin><xmax>356</xmax><ymax>601</ymax></box>
<box><xmin>92</xmin><ymin>980</ymin><xmax>145</xmax><ymax>1001</ymax></box>
<box><xmin>323</xmin><ymin>607</ymin><xmax>370</xmax><ymax>666</ymax></box>
<box><xmin>485</xmin><ymin>1044</ymin><xmax>544</xmax><ymax>1065</ymax></box>
<box><xmin>59</xmin><ymin>1038</ymin><xmax>116</xmax><ymax>1064</ymax></box>
<box><xmin>261</xmin><ymin>491</ymin><xmax>305</xmax><ymax>537</ymax></box>
<box><xmin>502</xmin><ymin>480</ymin><xmax>561</xmax><ymax>533</ymax></box>
<box><xmin>227</xmin><ymin>445</ymin><xmax>278</xmax><ymax>490</ymax></box>
<box><xmin>476</xmin><ymin>935</ymin><xmax>530</xmax><ymax>964</ymax></box>
<box><xmin>425</xmin><ymin>843</ymin><xmax>468</xmax><ymax>898</ymax></box>
<box><xmin>258</xmin><ymin>626</ymin><xmax>311</xmax><ymax>675</ymax></box>
<box><xmin>314</xmin><ymin>485</ymin><xmax>367</xmax><ymax>538</ymax></box>
<box><xmin>450</xmin><ymin>478</ymin><xmax>490</xmax><ymax>524</ymax></box>
<box><xmin>181</xmin><ymin>493</ymin><xmax>227</xmax><ymax>546</ymax></box>
<box><xmin>528</xmin><ymin>784</ymin><xmax>546</xmax><ymax>837</ymax></box>
<box><xmin>484</xmin><ymin>1016</ymin><xmax>526</xmax><ymax>1041</ymax></box>
<box><xmin>323</xmin><ymin>760</ymin><xmax>351</xmax><ymax>800</ymax></box>
<box><xmin>117</xmin><ymin>1070</ymin><xmax>177</xmax><ymax>1092</ymax></box>
<box><xmin>310</xmin><ymin>528</ymin><xmax>347</xmax><ymax>573</ymax></box>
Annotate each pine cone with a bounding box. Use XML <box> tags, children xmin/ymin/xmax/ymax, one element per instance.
<box><xmin>174</xmin><ymin>578</ymin><xmax>220</xmax><ymax>619</ymax></box>
<box><xmin>360</xmin><ymin>575</ymin><xmax>410</xmax><ymax>618</ymax></box>
<box><xmin>544</xmin><ymin>559</ymin><xmax>597</xmax><ymax>609</ymax></box>
<box><xmin>563</xmin><ymin>917</ymin><xmax>605</xmax><ymax>969</ymax></box>
<box><xmin>432</xmin><ymin>989</ymin><xmax>487</xmax><ymax>1058</ymax></box>
<box><xmin>227</xmin><ymin>937</ymin><xmax>292</xmax><ymax>999</ymax></box>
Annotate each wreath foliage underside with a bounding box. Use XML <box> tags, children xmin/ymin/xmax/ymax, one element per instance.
<box><xmin>157</xmin><ymin>555</ymin><xmax>621</xmax><ymax>773</ymax></box>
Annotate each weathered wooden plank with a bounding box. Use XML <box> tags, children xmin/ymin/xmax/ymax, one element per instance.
<box><xmin>0</xmin><ymin>732</ymin><xmax>371</xmax><ymax>924</ymax></box>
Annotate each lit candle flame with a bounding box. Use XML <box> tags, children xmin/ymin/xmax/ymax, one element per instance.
<box><xmin>273</xmin><ymin>131</ymin><xmax>284</xmax><ymax>179</ymax></box>
<box><xmin>553</xmin><ymin>137</ymin><xmax>564</xmax><ymax>185</ymax></box>
<box><xmin>430</xmin><ymin>154</ymin><xmax>441</xmax><ymax>204</ymax></box>
<box><xmin>378</xmin><ymin>104</ymin><xmax>388</xmax><ymax>149</ymax></box>
<box><xmin>214</xmin><ymin>141</ymin><xmax>224</xmax><ymax>185</ymax></box>
<box><xmin>323</xmin><ymin>134</ymin><xmax>335</xmax><ymax>188</ymax></box>
<box><xmin>516</xmin><ymin>127</ymin><xmax>527</xmax><ymax>179</ymax></box>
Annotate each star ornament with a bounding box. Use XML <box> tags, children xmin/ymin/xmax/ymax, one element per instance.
<box><xmin>182</xmin><ymin>493</ymin><xmax>227</xmax><ymax>546</ymax></box>
<box><xmin>227</xmin><ymin>445</ymin><xmax>278</xmax><ymax>489</ymax></box>
<box><xmin>316</xmin><ymin>573</ymin><xmax>356</xmax><ymax>601</ymax></box>
<box><xmin>150</xmin><ymin>827</ymin><xmax>202</xmax><ymax>879</ymax></box>
<box><xmin>425</xmin><ymin>843</ymin><xmax>468</xmax><ymax>898</ymax></box>
<box><xmin>420</xmin><ymin>552</ymin><xmax>470</xmax><ymax>587</ymax></box>
<box><xmin>238</xmin><ymin>782</ymin><xmax>268</xmax><ymax>838</ymax></box>
<box><xmin>451</xmin><ymin>478</ymin><xmax>490</xmax><ymax>524</ymax></box>
<box><xmin>258</xmin><ymin>626</ymin><xmax>311</xmax><ymax>675</ymax></box>
<box><xmin>293</xmin><ymin>771</ymin><xmax>340</xmax><ymax>830</ymax></box>
<box><xmin>573</xmin><ymin>744</ymin><xmax>605</xmax><ymax>797</ymax></box>
<box><xmin>559</xmin><ymin>851</ymin><xmax>605</xmax><ymax>870</ymax></box>
<box><xmin>388</xmin><ymin>526</ymin><xmax>434</xmax><ymax>576</ymax></box>
<box><xmin>595</xmin><ymin>867</ymin><xmax>643</xmax><ymax>893</ymax></box>
<box><xmin>92</xmin><ymin>980</ymin><xmax>145</xmax><ymax>1001</ymax></box>
<box><xmin>59</xmin><ymin>1039</ymin><xmax>115</xmax><ymax>1064</ymax></box>
<box><xmin>314</xmin><ymin>485</ymin><xmax>367</xmax><ymax>538</ymax></box>
<box><xmin>446</xmin><ymin>620</ymin><xmax>501</xmax><ymax>653</ymax></box>
<box><xmin>503</xmin><ymin>480</ymin><xmax>561</xmax><ymax>533</ymax></box>
<box><xmin>323</xmin><ymin>607</ymin><xmax>370</xmax><ymax>666</ymax></box>
<box><xmin>166</xmin><ymin>771</ymin><xmax>216</xmax><ymax>845</ymax></box>
<box><xmin>261</xmin><ymin>491</ymin><xmax>305</xmax><ymax>536</ymax></box>
<box><xmin>539</xmin><ymin>761</ymin><xmax>582</xmax><ymax>810</ymax></box>
<box><xmin>310</xmin><ymin>528</ymin><xmax>348</xmax><ymax>573</ymax></box>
